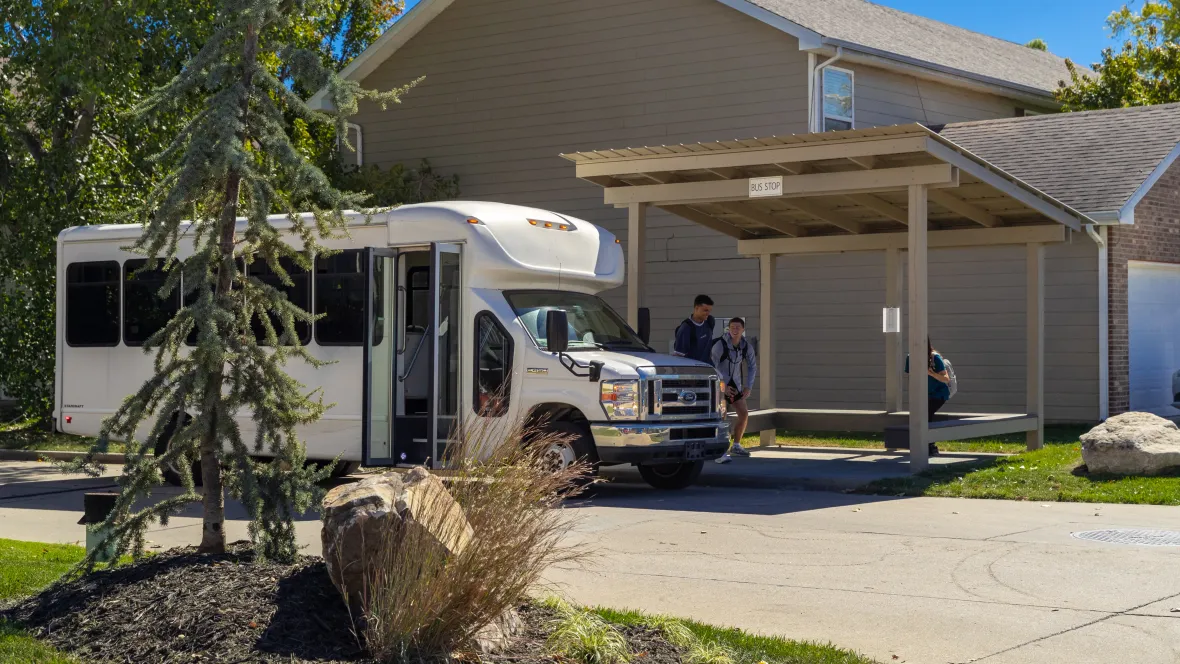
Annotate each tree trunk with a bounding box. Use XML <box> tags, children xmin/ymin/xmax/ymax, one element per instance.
<box><xmin>198</xmin><ymin>22</ymin><xmax>259</xmax><ymax>554</ymax></box>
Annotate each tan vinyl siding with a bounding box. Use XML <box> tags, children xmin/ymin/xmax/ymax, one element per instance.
<box><xmin>355</xmin><ymin>0</ymin><xmax>807</xmax><ymax>339</ymax></box>
<box><xmin>773</xmin><ymin>240</ymin><xmax>1098</xmax><ymax>422</ymax></box>
<box><xmin>355</xmin><ymin>0</ymin><xmax>1101</xmax><ymax>422</ymax></box>
<box><xmin>852</xmin><ymin>64</ymin><xmax>1027</xmax><ymax>127</ymax></box>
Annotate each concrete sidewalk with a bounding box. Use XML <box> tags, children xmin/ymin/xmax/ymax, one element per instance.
<box><xmin>3</xmin><ymin>456</ymin><xmax>1179</xmax><ymax>664</ymax></box>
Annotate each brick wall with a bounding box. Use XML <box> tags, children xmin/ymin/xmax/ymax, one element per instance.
<box><xmin>1108</xmin><ymin>158</ymin><xmax>1180</xmax><ymax>414</ymax></box>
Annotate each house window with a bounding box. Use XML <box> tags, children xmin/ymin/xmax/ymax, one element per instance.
<box><xmin>474</xmin><ymin>312</ymin><xmax>513</xmax><ymax>416</ymax></box>
<box><xmin>123</xmin><ymin>259</ymin><xmax>180</xmax><ymax>346</ymax></box>
<box><xmin>66</xmin><ymin>261</ymin><xmax>121</xmax><ymax>347</ymax></box>
<box><xmin>822</xmin><ymin>67</ymin><xmax>854</xmax><ymax>131</ymax></box>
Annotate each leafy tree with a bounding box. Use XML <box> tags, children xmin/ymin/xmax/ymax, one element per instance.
<box><xmin>0</xmin><ymin>0</ymin><xmax>406</xmax><ymax>421</ymax></box>
<box><xmin>70</xmin><ymin>0</ymin><xmax>417</xmax><ymax>564</ymax></box>
<box><xmin>1025</xmin><ymin>38</ymin><xmax>1049</xmax><ymax>51</ymax></box>
<box><xmin>1057</xmin><ymin>0</ymin><xmax>1180</xmax><ymax>109</ymax></box>
<box><xmin>0</xmin><ymin>1</ymin><xmax>216</xmax><ymax>418</ymax></box>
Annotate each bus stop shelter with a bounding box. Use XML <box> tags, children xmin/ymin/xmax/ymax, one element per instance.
<box><xmin>562</xmin><ymin>124</ymin><xmax>1091</xmax><ymax>472</ymax></box>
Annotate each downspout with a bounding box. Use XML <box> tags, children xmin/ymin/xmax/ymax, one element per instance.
<box><xmin>1086</xmin><ymin>224</ymin><xmax>1109</xmax><ymax>420</ymax></box>
<box><xmin>339</xmin><ymin>122</ymin><xmax>363</xmax><ymax>166</ymax></box>
<box><xmin>810</xmin><ymin>46</ymin><xmax>845</xmax><ymax>133</ymax></box>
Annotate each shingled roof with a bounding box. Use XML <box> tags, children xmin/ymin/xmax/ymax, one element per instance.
<box><xmin>746</xmin><ymin>0</ymin><xmax>1083</xmax><ymax>94</ymax></box>
<box><xmin>935</xmin><ymin>103</ymin><xmax>1180</xmax><ymax>221</ymax></box>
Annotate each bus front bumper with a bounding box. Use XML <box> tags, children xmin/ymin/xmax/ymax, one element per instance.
<box><xmin>590</xmin><ymin>421</ymin><xmax>730</xmax><ymax>465</ymax></box>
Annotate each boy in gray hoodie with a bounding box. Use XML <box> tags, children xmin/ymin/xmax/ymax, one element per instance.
<box><xmin>711</xmin><ymin>317</ymin><xmax>757</xmax><ymax>463</ymax></box>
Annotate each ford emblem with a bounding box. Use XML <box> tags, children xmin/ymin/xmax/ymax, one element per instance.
<box><xmin>679</xmin><ymin>390</ymin><xmax>698</xmax><ymax>404</ymax></box>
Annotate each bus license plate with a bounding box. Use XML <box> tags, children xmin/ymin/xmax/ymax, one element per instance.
<box><xmin>685</xmin><ymin>441</ymin><xmax>706</xmax><ymax>460</ymax></box>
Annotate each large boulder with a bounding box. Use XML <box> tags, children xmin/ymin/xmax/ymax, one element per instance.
<box><xmin>321</xmin><ymin>467</ymin><xmax>474</xmax><ymax>608</ymax></box>
<box><xmin>1080</xmin><ymin>412</ymin><xmax>1180</xmax><ymax>475</ymax></box>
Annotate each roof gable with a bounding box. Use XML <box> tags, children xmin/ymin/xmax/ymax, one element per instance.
<box><xmin>311</xmin><ymin>0</ymin><xmax>1084</xmax><ymax>109</ymax></box>
<box><xmin>935</xmin><ymin>103</ymin><xmax>1180</xmax><ymax>221</ymax></box>
<box><xmin>746</xmin><ymin>0</ymin><xmax>1080</xmax><ymax>94</ymax></box>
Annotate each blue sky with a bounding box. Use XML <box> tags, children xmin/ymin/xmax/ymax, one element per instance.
<box><xmin>398</xmin><ymin>0</ymin><xmax>1123</xmax><ymax>67</ymax></box>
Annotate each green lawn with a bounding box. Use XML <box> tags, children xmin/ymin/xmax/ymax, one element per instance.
<box><xmin>859</xmin><ymin>442</ymin><xmax>1180</xmax><ymax>505</ymax></box>
<box><xmin>0</xmin><ymin>420</ymin><xmax>102</xmax><ymax>454</ymax></box>
<box><xmin>596</xmin><ymin>607</ymin><xmax>880</xmax><ymax>664</ymax></box>
<box><xmin>0</xmin><ymin>539</ymin><xmax>85</xmax><ymax>664</ymax></box>
<box><xmin>743</xmin><ymin>425</ymin><xmax>1090</xmax><ymax>455</ymax></box>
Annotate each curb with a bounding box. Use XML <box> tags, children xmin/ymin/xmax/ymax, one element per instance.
<box><xmin>0</xmin><ymin>449</ymin><xmax>128</xmax><ymax>464</ymax></box>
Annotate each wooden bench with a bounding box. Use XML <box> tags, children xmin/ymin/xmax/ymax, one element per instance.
<box><xmin>884</xmin><ymin>415</ymin><xmax>1039</xmax><ymax>449</ymax></box>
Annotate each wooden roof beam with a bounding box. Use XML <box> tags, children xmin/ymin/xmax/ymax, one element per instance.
<box><xmin>782</xmin><ymin>199</ymin><xmax>865</xmax><ymax>234</ymax></box>
<box><xmin>715</xmin><ymin>202</ymin><xmax>806</xmax><ymax>237</ymax></box>
<box><xmin>584</xmin><ymin>175</ymin><xmax>626</xmax><ymax>187</ymax></box>
<box><xmin>641</xmin><ymin>171</ymin><xmax>679</xmax><ymax>184</ymax></box>
<box><xmin>774</xmin><ymin>162</ymin><xmax>811</xmax><ymax>175</ymax></box>
<box><xmin>846</xmin><ymin>194</ymin><xmax>908</xmax><ymax>225</ymax></box>
<box><xmin>928</xmin><ymin>190</ymin><xmax>1002</xmax><ymax>227</ymax></box>
<box><xmin>848</xmin><ymin>155</ymin><xmax>877</xmax><ymax>170</ymax></box>
<box><xmin>576</xmin><ymin>135</ymin><xmax>931</xmax><ymax>179</ymax></box>
<box><xmin>603</xmin><ymin>164</ymin><xmax>958</xmax><ymax>206</ymax></box>
<box><xmin>706</xmin><ymin>166</ymin><xmax>745</xmax><ymax>179</ymax></box>
<box><xmin>659</xmin><ymin>205</ymin><xmax>755</xmax><ymax>240</ymax></box>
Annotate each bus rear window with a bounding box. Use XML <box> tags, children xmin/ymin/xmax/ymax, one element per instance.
<box><xmin>66</xmin><ymin>261</ymin><xmax>121</xmax><ymax>346</ymax></box>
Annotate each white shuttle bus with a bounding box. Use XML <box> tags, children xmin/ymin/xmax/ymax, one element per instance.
<box><xmin>54</xmin><ymin>201</ymin><xmax>730</xmax><ymax>489</ymax></box>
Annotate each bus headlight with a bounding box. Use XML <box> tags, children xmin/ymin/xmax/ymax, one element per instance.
<box><xmin>601</xmin><ymin>380</ymin><xmax>641</xmax><ymax>420</ymax></box>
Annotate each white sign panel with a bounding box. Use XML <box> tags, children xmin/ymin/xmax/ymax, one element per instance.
<box><xmin>882</xmin><ymin>307</ymin><xmax>901</xmax><ymax>334</ymax></box>
<box><xmin>748</xmin><ymin>176</ymin><xmax>783</xmax><ymax>198</ymax></box>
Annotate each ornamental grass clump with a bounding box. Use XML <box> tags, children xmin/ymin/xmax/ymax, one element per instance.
<box><xmin>358</xmin><ymin>415</ymin><xmax>590</xmax><ymax>661</ymax></box>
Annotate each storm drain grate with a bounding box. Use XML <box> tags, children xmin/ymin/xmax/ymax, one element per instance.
<box><xmin>1071</xmin><ymin>529</ymin><xmax>1180</xmax><ymax>547</ymax></box>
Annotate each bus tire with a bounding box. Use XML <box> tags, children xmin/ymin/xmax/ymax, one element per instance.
<box><xmin>637</xmin><ymin>461</ymin><xmax>703</xmax><ymax>490</ymax></box>
<box><xmin>155</xmin><ymin>417</ymin><xmax>202</xmax><ymax>488</ymax></box>
<box><xmin>540</xmin><ymin>421</ymin><xmax>599</xmax><ymax>480</ymax></box>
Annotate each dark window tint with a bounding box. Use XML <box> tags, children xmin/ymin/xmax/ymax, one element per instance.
<box><xmin>315</xmin><ymin>250</ymin><xmax>383</xmax><ymax>346</ymax></box>
<box><xmin>123</xmin><ymin>260</ymin><xmax>180</xmax><ymax>346</ymax></box>
<box><xmin>406</xmin><ymin>266</ymin><xmax>429</xmax><ymax>330</ymax></box>
<box><xmin>66</xmin><ymin>261</ymin><xmax>121</xmax><ymax>346</ymax></box>
<box><xmin>474</xmin><ymin>312</ymin><xmax>513</xmax><ymax>417</ymax></box>
<box><xmin>248</xmin><ymin>256</ymin><xmax>311</xmax><ymax>345</ymax></box>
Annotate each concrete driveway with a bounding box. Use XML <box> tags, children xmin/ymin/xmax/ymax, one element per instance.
<box><xmin>2</xmin><ymin>458</ymin><xmax>1180</xmax><ymax>664</ymax></box>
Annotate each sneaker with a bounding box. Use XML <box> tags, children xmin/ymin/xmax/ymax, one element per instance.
<box><xmin>714</xmin><ymin>454</ymin><xmax>732</xmax><ymax>464</ymax></box>
<box><xmin>729</xmin><ymin>442</ymin><xmax>751</xmax><ymax>457</ymax></box>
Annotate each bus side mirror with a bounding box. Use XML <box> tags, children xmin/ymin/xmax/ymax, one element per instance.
<box><xmin>637</xmin><ymin>307</ymin><xmax>651</xmax><ymax>345</ymax></box>
<box><xmin>547</xmin><ymin>310</ymin><xmax>569</xmax><ymax>353</ymax></box>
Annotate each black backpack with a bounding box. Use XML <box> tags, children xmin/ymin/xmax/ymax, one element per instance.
<box><xmin>712</xmin><ymin>336</ymin><xmax>752</xmax><ymax>370</ymax></box>
<box><xmin>676</xmin><ymin>316</ymin><xmax>715</xmax><ymax>357</ymax></box>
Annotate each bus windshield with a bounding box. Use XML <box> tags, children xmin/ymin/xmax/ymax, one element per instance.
<box><xmin>506</xmin><ymin>291</ymin><xmax>649</xmax><ymax>352</ymax></box>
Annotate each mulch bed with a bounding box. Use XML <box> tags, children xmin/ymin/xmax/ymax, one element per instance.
<box><xmin>2</xmin><ymin>543</ymin><xmax>683</xmax><ymax>664</ymax></box>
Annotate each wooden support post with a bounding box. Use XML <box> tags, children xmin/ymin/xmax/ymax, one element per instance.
<box><xmin>885</xmin><ymin>247</ymin><xmax>904</xmax><ymax>413</ymax></box>
<box><xmin>907</xmin><ymin>185</ymin><xmax>930</xmax><ymax>472</ymax></box>
<box><xmin>627</xmin><ymin>203</ymin><xmax>647</xmax><ymax>329</ymax></box>
<box><xmin>759</xmin><ymin>253</ymin><xmax>777</xmax><ymax>447</ymax></box>
<box><xmin>1026</xmin><ymin>243</ymin><xmax>1045</xmax><ymax>450</ymax></box>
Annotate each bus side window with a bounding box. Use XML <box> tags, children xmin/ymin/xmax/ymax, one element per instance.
<box><xmin>247</xmin><ymin>255</ymin><xmax>311</xmax><ymax>345</ymax></box>
<box><xmin>474</xmin><ymin>312</ymin><xmax>512</xmax><ymax>417</ymax></box>
<box><xmin>124</xmin><ymin>259</ymin><xmax>181</xmax><ymax>346</ymax></box>
<box><xmin>66</xmin><ymin>261</ymin><xmax>121</xmax><ymax>347</ymax></box>
<box><xmin>315</xmin><ymin>249</ymin><xmax>382</xmax><ymax>346</ymax></box>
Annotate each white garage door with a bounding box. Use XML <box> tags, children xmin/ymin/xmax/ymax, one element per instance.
<box><xmin>1129</xmin><ymin>261</ymin><xmax>1180</xmax><ymax>415</ymax></box>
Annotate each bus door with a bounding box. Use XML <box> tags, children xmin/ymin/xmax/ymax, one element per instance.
<box><xmin>362</xmin><ymin>243</ymin><xmax>461</xmax><ymax>468</ymax></box>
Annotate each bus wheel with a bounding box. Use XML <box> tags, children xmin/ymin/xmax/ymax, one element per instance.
<box><xmin>637</xmin><ymin>461</ymin><xmax>703</xmax><ymax>490</ymax></box>
<box><xmin>155</xmin><ymin>417</ymin><xmax>202</xmax><ymax>488</ymax></box>
<box><xmin>540</xmin><ymin>421</ymin><xmax>599</xmax><ymax>479</ymax></box>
